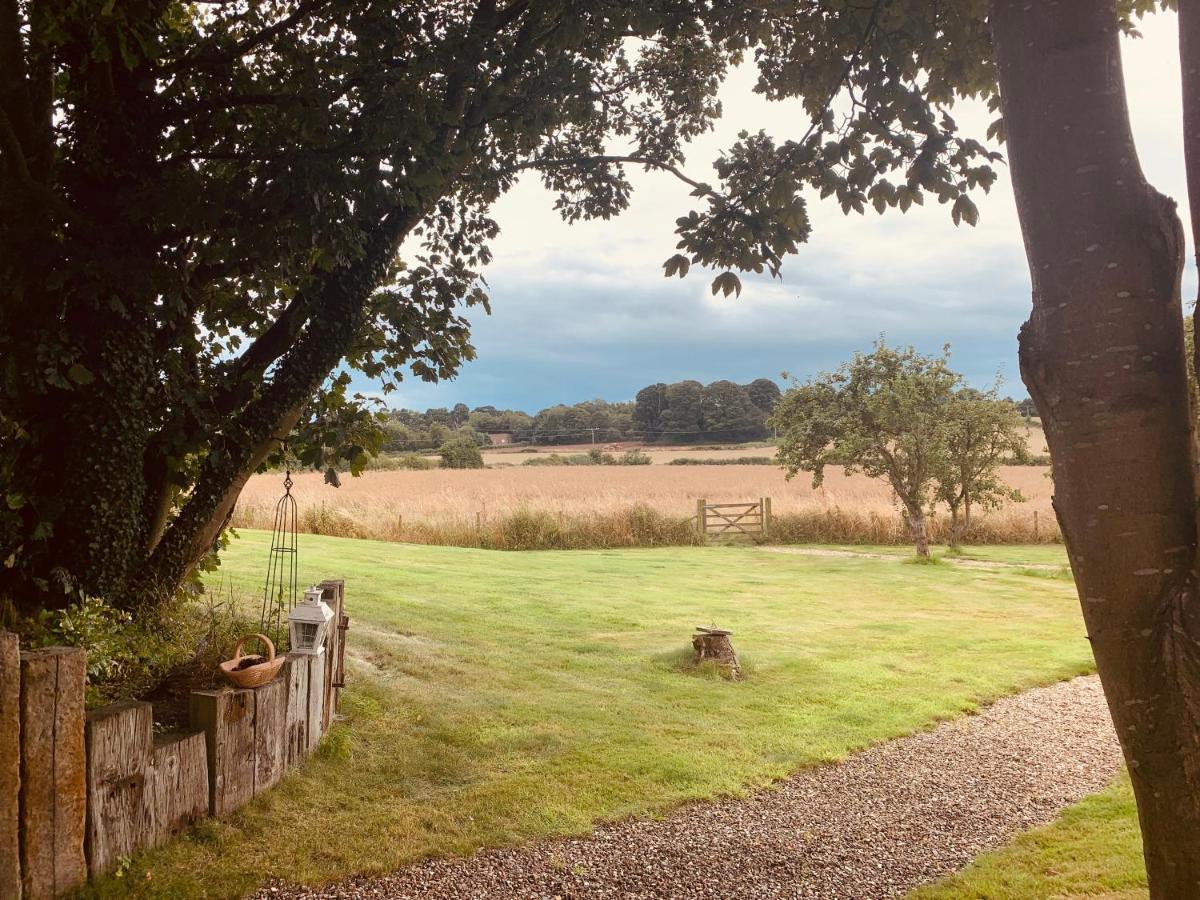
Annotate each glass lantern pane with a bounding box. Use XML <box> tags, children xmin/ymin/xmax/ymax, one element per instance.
<box><xmin>297</xmin><ymin>622</ymin><xmax>319</xmax><ymax>648</ymax></box>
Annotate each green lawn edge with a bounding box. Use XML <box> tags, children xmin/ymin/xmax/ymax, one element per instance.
<box><xmin>911</xmin><ymin>774</ymin><xmax>1146</xmax><ymax>899</ymax></box>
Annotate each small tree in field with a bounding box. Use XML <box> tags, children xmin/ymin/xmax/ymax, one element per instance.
<box><xmin>770</xmin><ymin>341</ymin><xmax>960</xmax><ymax>557</ymax></box>
<box><xmin>936</xmin><ymin>389</ymin><xmax>1029</xmax><ymax>549</ymax></box>
<box><xmin>437</xmin><ymin>438</ymin><xmax>484</xmax><ymax>470</ymax></box>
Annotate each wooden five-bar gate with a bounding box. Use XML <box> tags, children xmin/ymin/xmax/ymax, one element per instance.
<box><xmin>695</xmin><ymin>497</ymin><xmax>771</xmax><ymax>538</ymax></box>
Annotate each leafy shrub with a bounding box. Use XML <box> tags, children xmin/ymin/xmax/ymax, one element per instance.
<box><xmin>521</xmin><ymin>453</ymin><xmax>571</xmax><ymax>466</ymax></box>
<box><xmin>521</xmin><ymin>449</ymin><xmax>652</xmax><ymax>466</ymax></box>
<box><xmin>438</xmin><ymin>437</ymin><xmax>485</xmax><ymax>469</ymax></box>
<box><xmin>366</xmin><ymin>452</ymin><xmax>437</xmax><ymax>471</ymax></box>
<box><xmin>20</xmin><ymin>593</ymin><xmax>235</xmax><ymax>707</ymax></box>
<box><xmin>24</xmin><ymin>596</ymin><xmax>139</xmax><ymax>693</ymax></box>
<box><xmin>666</xmin><ymin>456</ymin><xmax>776</xmax><ymax>465</ymax></box>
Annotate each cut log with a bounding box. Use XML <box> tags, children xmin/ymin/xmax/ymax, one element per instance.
<box><xmin>283</xmin><ymin>655</ymin><xmax>309</xmax><ymax>766</ymax></box>
<box><xmin>692</xmin><ymin>627</ymin><xmax>741</xmax><ymax>680</ymax></box>
<box><xmin>85</xmin><ymin>701</ymin><xmax>154</xmax><ymax>878</ymax></box>
<box><xmin>253</xmin><ymin>679</ymin><xmax>287</xmax><ymax>793</ymax></box>
<box><xmin>0</xmin><ymin>632</ymin><xmax>20</xmax><ymax>900</ymax></box>
<box><xmin>190</xmin><ymin>689</ymin><xmax>256</xmax><ymax>817</ymax></box>
<box><xmin>19</xmin><ymin>647</ymin><xmax>86</xmax><ymax>899</ymax></box>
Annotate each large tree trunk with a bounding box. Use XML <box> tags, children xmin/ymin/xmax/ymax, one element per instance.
<box><xmin>992</xmin><ymin>1</ymin><xmax>1200</xmax><ymax>893</ymax></box>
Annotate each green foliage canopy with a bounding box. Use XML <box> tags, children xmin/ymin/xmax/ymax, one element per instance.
<box><xmin>0</xmin><ymin>0</ymin><xmax>757</xmax><ymax>608</ymax></box>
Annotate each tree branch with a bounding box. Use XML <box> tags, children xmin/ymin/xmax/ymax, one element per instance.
<box><xmin>135</xmin><ymin>205</ymin><xmax>422</xmax><ymax>599</ymax></box>
<box><xmin>160</xmin><ymin>0</ymin><xmax>334</xmax><ymax>76</ymax></box>
<box><xmin>212</xmin><ymin>292</ymin><xmax>313</xmax><ymax>413</ymax></box>
<box><xmin>0</xmin><ymin>0</ymin><xmax>33</xmax><ymax>162</ymax></box>
<box><xmin>0</xmin><ymin>106</ymin><xmax>29</xmax><ymax>180</ymax></box>
<box><xmin>506</xmin><ymin>154</ymin><xmax>716</xmax><ymax>198</ymax></box>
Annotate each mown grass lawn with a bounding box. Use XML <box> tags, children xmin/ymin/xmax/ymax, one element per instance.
<box><xmin>91</xmin><ymin>533</ymin><xmax>1095</xmax><ymax>898</ymax></box>
<box><xmin>914</xmin><ymin>775</ymin><xmax>1146</xmax><ymax>899</ymax></box>
<box><xmin>811</xmin><ymin>543</ymin><xmax>1071</xmax><ymax>567</ymax></box>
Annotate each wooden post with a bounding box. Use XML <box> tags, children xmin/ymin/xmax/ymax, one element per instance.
<box><xmin>306</xmin><ymin>653</ymin><xmax>326</xmax><ymax>751</ymax></box>
<box><xmin>190</xmin><ymin>689</ymin><xmax>256</xmax><ymax>817</ymax></box>
<box><xmin>1034</xmin><ymin>509</ymin><xmax>1040</xmax><ymax>542</ymax></box>
<box><xmin>19</xmin><ymin>647</ymin><xmax>87</xmax><ymax>900</ymax></box>
<box><xmin>319</xmin><ymin>579</ymin><xmax>345</xmax><ymax>728</ymax></box>
<box><xmin>763</xmin><ymin>497</ymin><xmax>772</xmax><ymax>536</ymax></box>
<box><xmin>85</xmin><ymin>701</ymin><xmax>153</xmax><ymax>878</ymax></box>
<box><xmin>0</xmin><ymin>632</ymin><xmax>20</xmax><ymax>900</ymax></box>
<box><xmin>252</xmin><ymin>679</ymin><xmax>287</xmax><ymax>793</ymax></box>
<box><xmin>696</xmin><ymin>498</ymin><xmax>706</xmax><ymax>536</ymax></box>
<box><xmin>148</xmin><ymin>732</ymin><xmax>207</xmax><ymax>845</ymax></box>
<box><xmin>283</xmin><ymin>656</ymin><xmax>309</xmax><ymax>767</ymax></box>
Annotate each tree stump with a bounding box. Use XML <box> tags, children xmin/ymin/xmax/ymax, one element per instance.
<box><xmin>692</xmin><ymin>627</ymin><xmax>741</xmax><ymax>680</ymax></box>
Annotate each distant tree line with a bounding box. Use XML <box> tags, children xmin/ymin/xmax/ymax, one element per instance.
<box><xmin>633</xmin><ymin>379</ymin><xmax>782</xmax><ymax>443</ymax></box>
<box><xmin>380</xmin><ymin>379</ymin><xmax>784</xmax><ymax>449</ymax></box>
<box><xmin>380</xmin><ymin>399</ymin><xmax>637</xmax><ymax>449</ymax></box>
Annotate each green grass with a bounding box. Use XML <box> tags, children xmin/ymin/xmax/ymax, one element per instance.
<box><xmin>811</xmin><ymin>543</ymin><xmax>1070</xmax><ymax>567</ymax></box>
<box><xmin>913</xmin><ymin>775</ymin><xmax>1147</xmax><ymax>899</ymax></box>
<box><xmin>90</xmin><ymin>532</ymin><xmax>1095</xmax><ymax>898</ymax></box>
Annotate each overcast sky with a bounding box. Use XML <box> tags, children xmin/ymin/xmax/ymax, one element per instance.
<box><xmin>378</xmin><ymin>11</ymin><xmax>1193</xmax><ymax>413</ymax></box>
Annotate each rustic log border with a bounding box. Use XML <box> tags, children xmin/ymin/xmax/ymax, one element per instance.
<box><xmin>1</xmin><ymin>576</ymin><xmax>347</xmax><ymax>895</ymax></box>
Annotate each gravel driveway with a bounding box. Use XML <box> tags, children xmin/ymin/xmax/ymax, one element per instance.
<box><xmin>259</xmin><ymin>675</ymin><xmax>1121</xmax><ymax>900</ymax></box>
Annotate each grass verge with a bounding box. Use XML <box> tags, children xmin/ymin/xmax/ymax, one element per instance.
<box><xmin>911</xmin><ymin>775</ymin><xmax>1146</xmax><ymax>899</ymax></box>
<box><xmin>90</xmin><ymin>532</ymin><xmax>1094</xmax><ymax>898</ymax></box>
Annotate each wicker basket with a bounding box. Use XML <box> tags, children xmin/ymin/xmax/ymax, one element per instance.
<box><xmin>218</xmin><ymin>633</ymin><xmax>285</xmax><ymax>689</ymax></box>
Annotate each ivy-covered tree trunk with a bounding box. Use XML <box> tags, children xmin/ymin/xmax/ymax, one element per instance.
<box><xmin>993</xmin><ymin>0</ymin><xmax>1200</xmax><ymax>893</ymax></box>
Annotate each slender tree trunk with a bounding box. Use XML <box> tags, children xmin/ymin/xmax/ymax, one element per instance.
<box><xmin>992</xmin><ymin>1</ymin><xmax>1200</xmax><ymax>893</ymax></box>
<box><xmin>947</xmin><ymin>506</ymin><xmax>962</xmax><ymax>550</ymax></box>
<box><xmin>907</xmin><ymin>506</ymin><xmax>930</xmax><ymax>558</ymax></box>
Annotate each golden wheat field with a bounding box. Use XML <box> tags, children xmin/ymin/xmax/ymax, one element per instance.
<box><xmin>234</xmin><ymin>458</ymin><xmax>1057</xmax><ymax>549</ymax></box>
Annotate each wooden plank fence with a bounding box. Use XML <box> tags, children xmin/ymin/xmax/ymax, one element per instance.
<box><xmin>1</xmin><ymin>576</ymin><xmax>349</xmax><ymax>895</ymax></box>
<box><xmin>695</xmin><ymin>497</ymin><xmax>772</xmax><ymax>538</ymax></box>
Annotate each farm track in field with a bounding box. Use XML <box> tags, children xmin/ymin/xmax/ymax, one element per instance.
<box><xmin>758</xmin><ymin>546</ymin><xmax>1065</xmax><ymax>571</ymax></box>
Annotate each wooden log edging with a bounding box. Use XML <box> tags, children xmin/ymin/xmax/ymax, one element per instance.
<box><xmin>1</xmin><ymin>577</ymin><xmax>347</xmax><ymax>896</ymax></box>
<box><xmin>85</xmin><ymin>702</ymin><xmax>208</xmax><ymax>878</ymax></box>
<box><xmin>1</xmin><ymin>632</ymin><xmax>22</xmax><ymax>900</ymax></box>
<box><xmin>20</xmin><ymin>647</ymin><xmax>88</xmax><ymax>900</ymax></box>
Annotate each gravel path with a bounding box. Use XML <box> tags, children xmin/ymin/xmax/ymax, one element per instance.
<box><xmin>260</xmin><ymin>676</ymin><xmax>1121</xmax><ymax>900</ymax></box>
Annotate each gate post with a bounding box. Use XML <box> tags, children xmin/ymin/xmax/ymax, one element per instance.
<box><xmin>696</xmin><ymin>498</ymin><xmax>706</xmax><ymax>537</ymax></box>
<box><xmin>763</xmin><ymin>497</ymin><xmax>772</xmax><ymax>536</ymax></box>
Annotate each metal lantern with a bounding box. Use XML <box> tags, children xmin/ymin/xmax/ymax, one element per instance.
<box><xmin>288</xmin><ymin>585</ymin><xmax>333</xmax><ymax>655</ymax></box>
